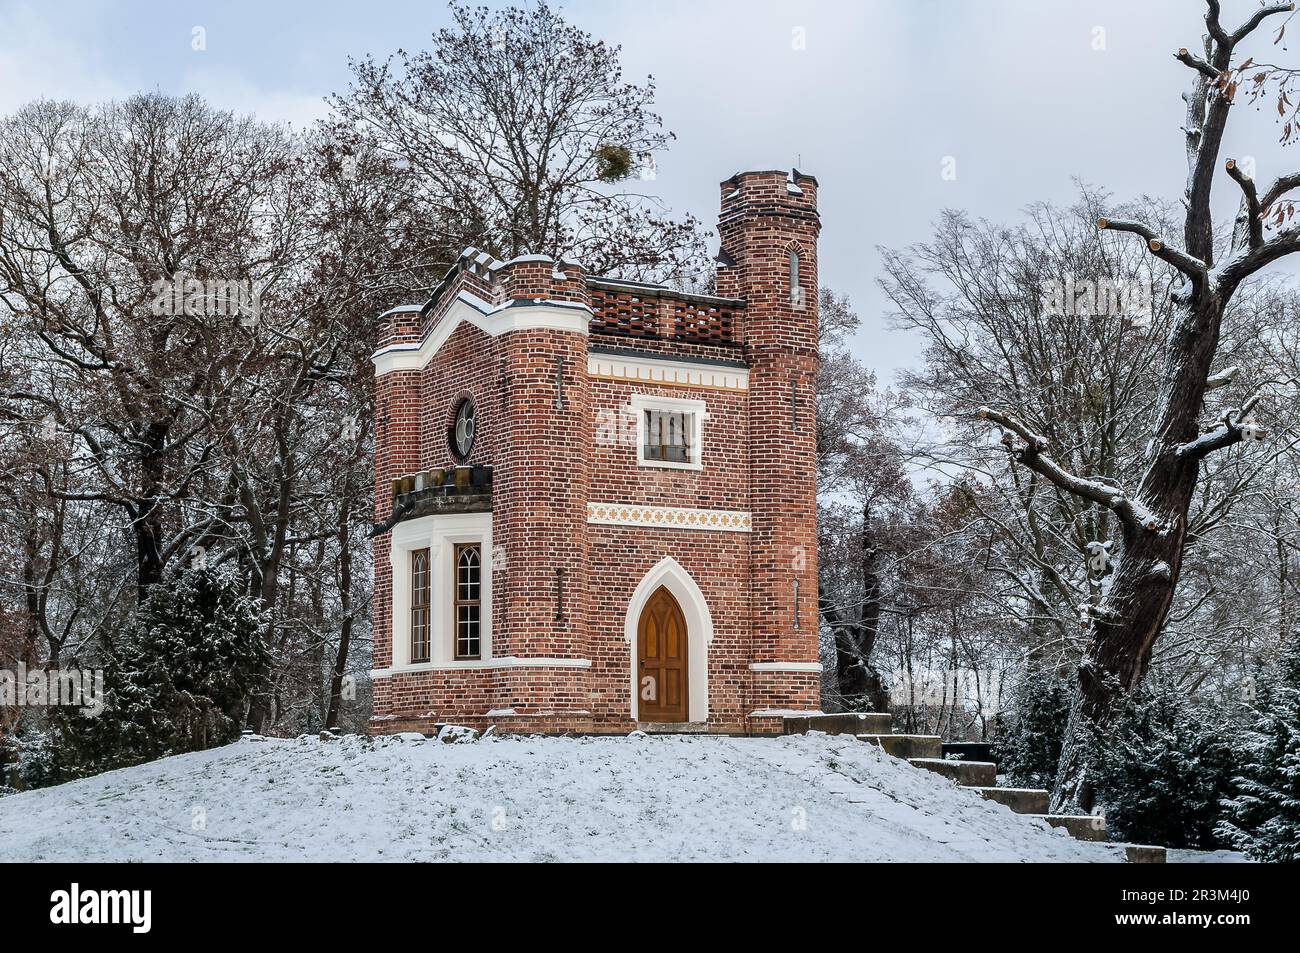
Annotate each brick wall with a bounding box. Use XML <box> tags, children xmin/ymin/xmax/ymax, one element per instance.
<box><xmin>588</xmin><ymin>378</ymin><xmax>750</xmax><ymax>510</ymax></box>
<box><xmin>586</xmin><ymin>527</ymin><xmax>751</xmax><ymax>731</ymax></box>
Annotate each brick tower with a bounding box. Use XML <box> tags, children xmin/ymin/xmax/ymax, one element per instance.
<box><xmin>489</xmin><ymin>258</ymin><xmax>593</xmax><ymax>717</ymax></box>
<box><xmin>717</xmin><ymin>170</ymin><xmax>822</xmax><ymax>712</ymax></box>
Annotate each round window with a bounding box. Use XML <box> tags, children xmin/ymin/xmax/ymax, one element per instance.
<box><xmin>452</xmin><ymin>398</ymin><xmax>476</xmax><ymax>459</ymax></box>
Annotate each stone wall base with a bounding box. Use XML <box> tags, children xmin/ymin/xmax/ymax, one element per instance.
<box><xmin>369</xmin><ymin>712</ymin><xmax>788</xmax><ymax>737</ymax></box>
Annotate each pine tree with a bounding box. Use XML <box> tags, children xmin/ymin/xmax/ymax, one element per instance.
<box><xmin>1089</xmin><ymin>681</ymin><xmax>1238</xmax><ymax>849</ymax></box>
<box><xmin>1218</xmin><ymin>641</ymin><xmax>1300</xmax><ymax>862</ymax></box>
<box><xmin>48</xmin><ymin>567</ymin><xmax>271</xmax><ymax>781</ymax></box>
<box><xmin>991</xmin><ymin>665</ymin><xmax>1071</xmax><ymax>788</ymax></box>
<box><xmin>133</xmin><ymin>566</ymin><xmax>272</xmax><ymax>722</ymax></box>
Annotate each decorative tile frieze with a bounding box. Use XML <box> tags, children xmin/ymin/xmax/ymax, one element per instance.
<box><xmin>587</xmin><ymin>502</ymin><xmax>752</xmax><ymax>532</ymax></box>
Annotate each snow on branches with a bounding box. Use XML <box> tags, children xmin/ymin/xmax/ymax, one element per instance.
<box><xmin>1085</xmin><ymin>541</ymin><xmax>1114</xmax><ymax>579</ymax></box>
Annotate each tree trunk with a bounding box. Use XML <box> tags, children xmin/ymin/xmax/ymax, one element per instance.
<box><xmin>130</xmin><ymin>420</ymin><xmax>172</xmax><ymax>603</ymax></box>
<box><xmin>131</xmin><ymin>502</ymin><xmax>165</xmax><ymax>601</ymax></box>
<box><xmin>325</xmin><ymin>488</ymin><xmax>354</xmax><ymax>731</ymax></box>
<box><xmin>819</xmin><ymin>507</ymin><xmax>891</xmax><ymax>714</ymax></box>
<box><xmin>1050</xmin><ymin>293</ymin><xmax>1224</xmax><ymax>812</ymax></box>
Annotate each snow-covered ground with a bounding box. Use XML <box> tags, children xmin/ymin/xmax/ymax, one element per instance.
<box><xmin>0</xmin><ymin>731</ymin><xmax>1138</xmax><ymax>862</ymax></box>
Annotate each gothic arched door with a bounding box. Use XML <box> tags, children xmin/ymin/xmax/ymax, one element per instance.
<box><xmin>637</xmin><ymin>586</ymin><xmax>689</xmax><ymax>722</ymax></box>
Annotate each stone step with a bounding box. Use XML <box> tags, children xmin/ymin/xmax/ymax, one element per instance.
<box><xmin>857</xmin><ymin>734</ymin><xmax>942</xmax><ymax>759</ymax></box>
<box><xmin>907</xmin><ymin>758</ymin><xmax>997</xmax><ymax>787</ymax></box>
<box><xmin>1125</xmin><ymin>844</ymin><xmax>1167</xmax><ymax>863</ymax></box>
<box><xmin>1027</xmin><ymin>814</ymin><xmax>1108</xmax><ymax>842</ymax></box>
<box><xmin>942</xmin><ymin>741</ymin><xmax>994</xmax><ymax>763</ymax></box>
<box><xmin>970</xmin><ymin>786</ymin><xmax>1050</xmax><ymax>815</ymax></box>
<box><xmin>637</xmin><ymin>722</ymin><xmax>709</xmax><ymax>734</ymax></box>
<box><xmin>784</xmin><ymin>712</ymin><xmax>892</xmax><ymax>736</ymax></box>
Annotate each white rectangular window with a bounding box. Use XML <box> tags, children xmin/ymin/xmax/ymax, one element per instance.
<box><xmin>631</xmin><ymin>395</ymin><xmax>708</xmax><ymax>471</ymax></box>
<box><xmin>644</xmin><ymin>409</ymin><xmax>693</xmax><ymax>464</ymax></box>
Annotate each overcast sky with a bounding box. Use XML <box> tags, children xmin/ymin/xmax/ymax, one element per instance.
<box><xmin>2</xmin><ymin>0</ymin><xmax>1296</xmax><ymax>384</ymax></box>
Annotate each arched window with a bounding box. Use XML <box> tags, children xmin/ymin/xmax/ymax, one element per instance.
<box><xmin>410</xmin><ymin>548</ymin><xmax>431</xmax><ymax>663</ymax></box>
<box><xmin>454</xmin><ymin>544</ymin><xmax>482</xmax><ymax>660</ymax></box>
<box><xmin>788</xmin><ymin>249</ymin><xmax>802</xmax><ymax>307</ymax></box>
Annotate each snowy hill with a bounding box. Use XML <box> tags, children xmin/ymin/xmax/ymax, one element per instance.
<box><xmin>0</xmin><ymin>731</ymin><xmax>1130</xmax><ymax>862</ymax></box>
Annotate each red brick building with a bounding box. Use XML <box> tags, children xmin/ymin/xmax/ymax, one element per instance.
<box><xmin>370</xmin><ymin>169</ymin><xmax>821</xmax><ymax>735</ymax></box>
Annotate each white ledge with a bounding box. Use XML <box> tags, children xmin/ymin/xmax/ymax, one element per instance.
<box><xmin>589</xmin><ymin>353</ymin><xmax>748</xmax><ymax>392</ymax></box>
<box><xmin>749</xmin><ymin>662</ymin><xmax>823</xmax><ymax>672</ymax></box>
<box><xmin>378</xmin><ymin>304</ymin><xmax>424</xmax><ymax>318</ymax></box>
<box><xmin>372</xmin><ymin>656</ymin><xmax>593</xmax><ymax>678</ymax></box>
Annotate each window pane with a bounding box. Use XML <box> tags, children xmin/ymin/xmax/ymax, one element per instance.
<box><xmin>411</xmin><ymin>548</ymin><xmax>431</xmax><ymax>663</ymax></box>
<box><xmin>454</xmin><ymin>544</ymin><xmax>482</xmax><ymax>660</ymax></box>
<box><xmin>644</xmin><ymin>409</ymin><xmax>693</xmax><ymax>463</ymax></box>
<box><xmin>458</xmin><ymin>546</ymin><xmax>480</xmax><ymax>600</ymax></box>
<box><xmin>643</xmin><ymin>410</ymin><xmax>660</xmax><ymax>460</ymax></box>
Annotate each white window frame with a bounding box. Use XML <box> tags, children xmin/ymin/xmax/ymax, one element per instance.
<box><xmin>631</xmin><ymin>394</ymin><xmax>708</xmax><ymax>471</ymax></box>
<box><xmin>389</xmin><ymin>512</ymin><xmax>493</xmax><ymax>670</ymax></box>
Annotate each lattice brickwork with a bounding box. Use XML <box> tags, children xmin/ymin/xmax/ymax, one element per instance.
<box><xmin>671</xmin><ymin>301</ymin><xmax>738</xmax><ymax>345</ymax></box>
<box><xmin>588</xmin><ymin>287</ymin><xmax>659</xmax><ymax>339</ymax></box>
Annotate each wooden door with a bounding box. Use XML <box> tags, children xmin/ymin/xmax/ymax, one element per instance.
<box><xmin>638</xmin><ymin>586</ymin><xmax>688</xmax><ymax>722</ymax></box>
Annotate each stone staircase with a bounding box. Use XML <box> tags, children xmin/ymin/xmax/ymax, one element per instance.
<box><xmin>782</xmin><ymin>712</ymin><xmax>1106</xmax><ymax>844</ymax></box>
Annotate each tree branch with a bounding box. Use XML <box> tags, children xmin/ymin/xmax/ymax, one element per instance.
<box><xmin>1205</xmin><ymin>365</ymin><xmax>1239</xmax><ymax>390</ymax></box>
<box><xmin>977</xmin><ymin>407</ymin><xmax>1138</xmax><ymax>527</ymax></box>
<box><xmin>1177</xmin><ymin>380</ymin><xmax>1284</xmax><ymax>459</ymax></box>
<box><xmin>1177</xmin><ymin>423</ymin><xmax>1243</xmax><ymax>459</ymax></box>
<box><xmin>1226</xmin><ymin>158</ymin><xmax>1264</xmax><ymax>249</ymax></box>
<box><xmin>1205</xmin><ymin>0</ymin><xmax>1232</xmax><ymax>45</ymax></box>
<box><xmin>1097</xmin><ymin>217</ymin><xmax>1207</xmax><ymax>280</ymax></box>
<box><xmin>1231</xmin><ymin>2</ymin><xmax>1295</xmax><ymax>44</ymax></box>
<box><xmin>1217</xmin><ymin>222</ymin><xmax>1300</xmax><ymax>287</ymax></box>
<box><xmin>1260</xmin><ymin>171</ymin><xmax>1300</xmax><ymax>211</ymax></box>
<box><xmin>1180</xmin><ymin>0</ymin><xmax>1292</xmax><ymax>265</ymax></box>
<box><xmin>1175</xmin><ymin>47</ymin><xmax>1219</xmax><ymax>80</ymax></box>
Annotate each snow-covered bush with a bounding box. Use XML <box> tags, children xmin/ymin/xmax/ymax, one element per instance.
<box><xmin>47</xmin><ymin>566</ymin><xmax>271</xmax><ymax>781</ymax></box>
<box><xmin>1089</xmin><ymin>681</ymin><xmax>1238</xmax><ymax>849</ymax></box>
<box><xmin>137</xmin><ymin>567</ymin><xmax>270</xmax><ymax>716</ymax></box>
<box><xmin>0</xmin><ymin>721</ymin><xmax>55</xmax><ymax>791</ymax></box>
<box><xmin>1217</xmin><ymin>642</ymin><xmax>1300</xmax><ymax>862</ymax></box>
<box><xmin>991</xmin><ymin>664</ymin><xmax>1071</xmax><ymax>788</ymax></box>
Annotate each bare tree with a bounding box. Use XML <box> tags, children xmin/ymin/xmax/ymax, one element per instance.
<box><xmin>329</xmin><ymin>0</ymin><xmax>708</xmax><ymax>286</ymax></box>
<box><xmin>884</xmin><ymin>177</ymin><xmax>1300</xmax><ymax>798</ymax></box>
<box><xmin>0</xmin><ymin>95</ymin><xmax>307</xmax><ymax>600</ymax></box>
<box><xmin>816</xmin><ymin>289</ymin><xmax>910</xmax><ymax>712</ymax></box>
<box><xmin>884</xmin><ymin>191</ymin><xmax>1181</xmax><ymax>664</ymax></box>
<box><xmin>0</xmin><ymin>94</ymin><xmax>381</xmax><ymax>740</ymax></box>
<box><xmin>966</xmin><ymin>2</ymin><xmax>1300</xmax><ymax>810</ymax></box>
